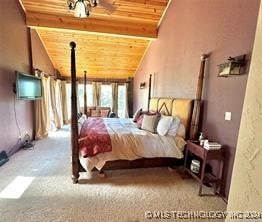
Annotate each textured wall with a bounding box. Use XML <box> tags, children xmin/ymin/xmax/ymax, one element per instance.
<box><xmin>0</xmin><ymin>0</ymin><xmax>33</xmax><ymax>156</ymax></box>
<box><xmin>226</xmin><ymin>2</ymin><xmax>262</xmax><ymax>218</ymax></box>
<box><xmin>31</xmin><ymin>30</ymin><xmax>55</xmax><ymax>75</ymax></box>
<box><xmin>133</xmin><ymin>0</ymin><xmax>260</xmax><ymax>198</ymax></box>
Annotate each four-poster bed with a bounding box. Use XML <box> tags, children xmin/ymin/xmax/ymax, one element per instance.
<box><xmin>70</xmin><ymin>42</ymin><xmax>208</xmax><ymax>183</ymax></box>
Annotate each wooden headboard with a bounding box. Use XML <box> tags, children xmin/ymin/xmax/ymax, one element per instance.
<box><xmin>149</xmin><ymin>98</ymin><xmax>194</xmax><ymax>138</ymax></box>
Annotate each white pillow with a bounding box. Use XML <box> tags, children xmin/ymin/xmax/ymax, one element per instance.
<box><xmin>78</xmin><ymin>114</ymin><xmax>87</xmax><ymax>134</ymax></box>
<box><xmin>157</xmin><ymin>115</ymin><xmax>173</xmax><ymax>136</ymax></box>
<box><xmin>177</xmin><ymin>123</ymin><xmax>186</xmax><ymax>138</ymax></box>
<box><xmin>167</xmin><ymin>117</ymin><xmax>181</xmax><ymax>137</ymax></box>
<box><xmin>133</xmin><ymin>108</ymin><xmax>142</xmax><ymax>122</ymax></box>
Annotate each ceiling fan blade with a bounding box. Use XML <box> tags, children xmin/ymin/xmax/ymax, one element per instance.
<box><xmin>98</xmin><ymin>0</ymin><xmax>116</xmax><ymax>14</ymax></box>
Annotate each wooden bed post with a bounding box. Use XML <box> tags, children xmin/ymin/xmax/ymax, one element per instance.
<box><xmin>147</xmin><ymin>74</ymin><xmax>152</xmax><ymax>110</ymax></box>
<box><xmin>190</xmin><ymin>54</ymin><xmax>208</xmax><ymax>140</ymax></box>
<box><xmin>84</xmin><ymin>71</ymin><xmax>87</xmax><ymax>115</ymax></box>
<box><xmin>70</xmin><ymin>42</ymin><xmax>79</xmax><ymax>183</ymax></box>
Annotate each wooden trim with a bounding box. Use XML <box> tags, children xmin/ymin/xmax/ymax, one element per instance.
<box><xmin>127</xmin><ymin>77</ymin><xmax>134</xmax><ymax>117</ymax></box>
<box><xmin>62</xmin><ymin>76</ymin><xmax>130</xmax><ymax>84</ymax></box>
<box><xmin>26</xmin><ymin>12</ymin><xmax>157</xmax><ymax>39</ymax></box>
<box><xmin>189</xmin><ymin>54</ymin><xmax>208</xmax><ymax>140</ymax></box>
<box><xmin>157</xmin><ymin>0</ymin><xmax>172</xmax><ymax>28</ymax></box>
<box><xmin>84</xmin><ymin>71</ymin><xmax>87</xmax><ymax>115</ymax></box>
<box><xmin>147</xmin><ymin>74</ymin><xmax>152</xmax><ymax>110</ymax></box>
<box><xmin>70</xmin><ymin>42</ymin><xmax>79</xmax><ymax>183</ymax></box>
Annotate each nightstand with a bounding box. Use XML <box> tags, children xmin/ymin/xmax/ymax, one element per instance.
<box><xmin>183</xmin><ymin>140</ymin><xmax>224</xmax><ymax>196</ymax></box>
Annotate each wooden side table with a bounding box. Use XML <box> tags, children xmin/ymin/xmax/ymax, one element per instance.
<box><xmin>183</xmin><ymin>140</ymin><xmax>224</xmax><ymax>196</ymax></box>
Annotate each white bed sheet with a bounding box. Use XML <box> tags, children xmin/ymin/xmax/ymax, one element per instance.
<box><xmin>79</xmin><ymin>118</ymin><xmax>186</xmax><ymax>171</ymax></box>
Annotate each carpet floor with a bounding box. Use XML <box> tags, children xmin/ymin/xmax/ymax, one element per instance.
<box><xmin>0</xmin><ymin>126</ymin><xmax>226</xmax><ymax>222</ymax></box>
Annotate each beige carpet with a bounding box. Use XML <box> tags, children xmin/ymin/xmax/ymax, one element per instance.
<box><xmin>0</xmin><ymin>126</ymin><xmax>226</xmax><ymax>222</ymax></box>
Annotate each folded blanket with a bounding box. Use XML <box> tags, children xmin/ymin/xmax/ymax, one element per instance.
<box><xmin>79</xmin><ymin>118</ymin><xmax>112</xmax><ymax>157</ymax></box>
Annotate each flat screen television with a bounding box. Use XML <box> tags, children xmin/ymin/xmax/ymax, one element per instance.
<box><xmin>15</xmin><ymin>71</ymin><xmax>43</xmax><ymax>100</ymax></box>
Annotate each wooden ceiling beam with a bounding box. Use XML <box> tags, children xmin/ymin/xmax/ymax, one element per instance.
<box><xmin>26</xmin><ymin>12</ymin><xmax>157</xmax><ymax>39</ymax></box>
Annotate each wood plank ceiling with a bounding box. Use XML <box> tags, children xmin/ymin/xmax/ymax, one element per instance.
<box><xmin>19</xmin><ymin>0</ymin><xmax>169</xmax><ymax>78</ymax></box>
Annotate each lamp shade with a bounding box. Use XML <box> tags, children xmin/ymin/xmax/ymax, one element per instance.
<box><xmin>74</xmin><ymin>1</ymin><xmax>87</xmax><ymax>18</ymax></box>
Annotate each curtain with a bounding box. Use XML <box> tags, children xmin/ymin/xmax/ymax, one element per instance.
<box><xmin>92</xmin><ymin>82</ymin><xmax>101</xmax><ymax>106</ymax></box>
<box><xmin>56</xmin><ymin>80</ymin><xmax>63</xmax><ymax>128</ymax></box>
<box><xmin>50</xmin><ymin>79</ymin><xmax>62</xmax><ymax>129</ymax></box>
<box><xmin>76</xmin><ymin>81</ymin><xmax>80</xmax><ymax>113</ymax></box>
<box><xmin>61</xmin><ymin>81</ymin><xmax>69</xmax><ymax>124</ymax></box>
<box><xmin>125</xmin><ymin>83</ymin><xmax>129</xmax><ymax>118</ymax></box>
<box><xmin>35</xmin><ymin>76</ymin><xmax>51</xmax><ymax>139</ymax></box>
<box><xmin>111</xmin><ymin>83</ymin><xmax>118</xmax><ymax>114</ymax></box>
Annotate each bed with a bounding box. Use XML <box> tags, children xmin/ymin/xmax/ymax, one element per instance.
<box><xmin>69</xmin><ymin>42</ymin><xmax>208</xmax><ymax>183</ymax></box>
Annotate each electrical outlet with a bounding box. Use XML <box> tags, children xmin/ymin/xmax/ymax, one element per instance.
<box><xmin>225</xmin><ymin>112</ymin><xmax>232</xmax><ymax>121</ymax></box>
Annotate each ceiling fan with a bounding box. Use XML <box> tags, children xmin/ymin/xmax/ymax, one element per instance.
<box><xmin>67</xmin><ymin>0</ymin><xmax>116</xmax><ymax>18</ymax></box>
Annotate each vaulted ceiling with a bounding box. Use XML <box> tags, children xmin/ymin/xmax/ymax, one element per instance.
<box><xmin>19</xmin><ymin>0</ymin><xmax>169</xmax><ymax>78</ymax></box>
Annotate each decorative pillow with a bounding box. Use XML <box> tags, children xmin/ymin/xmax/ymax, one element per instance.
<box><xmin>167</xmin><ymin>117</ymin><xmax>181</xmax><ymax>137</ymax></box>
<box><xmin>136</xmin><ymin>114</ymin><xmax>144</xmax><ymax>128</ymax></box>
<box><xmin>141</xmin><ymin>114</ymin><xmax>160</xmax><ymax>133</ymax></box>
<box><xmin>78</xmin><ymin>114</ymin><xmax>87</xmax><ymax>134</ymax></box>
<box><xmin>90</xmin><ymin>109</ymin><xmax>100</xmax><ymax>117</ymax></box>
<box><xmin>177</xmin><ymin>123</ymin><xmax>186</xmax><ymax>138</ymax></box>
<box><xmin>87</xmin><ymin>106</ymin><xmax>96</xmax><ymax>117</ymax></box>
<box><xmin>133</xmin><ymin>108</ymin><xmax>142</xmax><ymax>122</ymax></box>
<box><xmin>157</xmin><ymin>115</ymin><xmax>174</xmax><ymax>136</ymax></box>
<box><xmin>100</xmin><ymin>109</ymin><xmax>110</xmax><ymax>117</ymax></box>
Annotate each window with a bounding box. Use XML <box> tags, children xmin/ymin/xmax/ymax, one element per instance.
<box><xmin>101</xmin><ymin>84</ymin><xmax>112</xmax><ymax>107</ymax></box>
<box><xmin>66</xmin><ymin>83</ymin><xmax>93</xmax><ymax>117</ymax></box>
<box><xmin>78</xmin><ymin>84</ymin><xmax>93</xmax><ymax>108</ymax></box>
<box><xmin>118</xmin><ymin>85</ymin><xmax>127</xmax><ymax>118</ymax></box>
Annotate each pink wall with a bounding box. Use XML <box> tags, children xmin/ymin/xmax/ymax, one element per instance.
<box><xmin>134</xmin><ymin>0</ymin><xmax>260</xmax><ymax>198</ymax></box>
<box><xmin>0</xmin><ymin>0</ymin><xmax>55</xmax><ymax>156</ymax></box>
<box><xmin>31</xmin><ymin>30</ymin><xmax>56</xmax><ymax>75</ymax></box>
<box><xmin>0</xmin><ymin>0</ymin><xmax>33</xmax><ymax>156</ymax></box>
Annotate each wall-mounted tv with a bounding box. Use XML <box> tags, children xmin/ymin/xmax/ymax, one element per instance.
<box><xmin>15</xmin><ymin>71</ymin><xmax>43</xmax><ymax>100</ymax></box>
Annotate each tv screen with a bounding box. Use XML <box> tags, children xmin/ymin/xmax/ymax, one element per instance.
<box><xmin>16</xmin><ymin>71</ymin><xmax>43</xmax><ymax>100</ymax></box>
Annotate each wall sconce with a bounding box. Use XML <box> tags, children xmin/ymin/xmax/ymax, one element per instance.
<box><xmin>218</xmin><ymin>55</ymin><xmax>246</xmax><ymax>77</ymax></box>
<box><xmin>139</xmin><ymin>82</ymin><xmax>146</xmax><ymax>89</ymax></box>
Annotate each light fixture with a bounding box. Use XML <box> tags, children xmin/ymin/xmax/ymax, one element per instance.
<box><xmin>218</xmin><ymin>55</ymin><xmax>246</xmax><ymax>77</ymax></box>
<box><xmin>139</xmin><ymin>82</ymin><xmax>146</xmax><ymax>89</ymax></box>
<box><xmin>67</xmin><ymin>0</ymin><xmax>99</xmax><ymax>18</ymax></box>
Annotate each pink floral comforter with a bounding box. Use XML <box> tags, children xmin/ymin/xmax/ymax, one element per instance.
<box><xmin>79</xmin><ymin>118</ymin><xmax>112</xmax><ymax>157</ymax></box>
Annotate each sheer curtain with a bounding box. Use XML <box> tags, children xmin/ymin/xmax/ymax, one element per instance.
<box><xmin>61</xmin><ymin>81</ymin><xmax>69</xmax><ymax>124</ymax></box>
<box><xmin>35</xmin><ymin>76</ymin><xmax>51</xmax><ymax>139</ymax></box>
<box><xmin>76</xmin><ymin>81</ymin><xmax>80</xmax><ymax>112</ymax></box>
<box><xmin>111</xmin><ymin>82</ymin><xmax>118</xmax><ymax>114</ymax></box>
<box><xmin>50</xmin><ymin>79</ymin><xmax>60</xmax><ymax>129</ymax></box>
<box><xmin>56</xmin><ymin>80</ymin><xmax>63</xmax><ymax>128</ymax></box>
<box><xmin>92</xmin><ymin>82</ymin><xmax>101</xmax><ymax>106</ymax></box>
<box><xmin>50</xmin><ymin>79</ymin><xmax>63</xmax><ymax>129</ymax></box>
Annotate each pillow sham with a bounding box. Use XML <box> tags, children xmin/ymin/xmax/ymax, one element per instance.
<box><xmin>167</xmin><ymin>116</ymin><xmax>181</xmax><ymax>137</ymax></box>
<box><xmin>133</xmin><ymin>108</ymin><xmax>142</xmax><ymax>122</ymax></box>
<box><xmin>141</xmin><ymin>114</ymin><xmax>160</xmax><ymax>133</ymax></box>
<box><xmin>136</xmin><ymin>114</ymin><xmax>144</xmax><ymax>128</ymax></box>
<box><xmin>177</xmin><ymin>123</ymin><xmax>186</xmax><ymax>138</ymax></box>
<box><xmin>90</xmin><ymin>109</ymin><xmax>100</xmax><ymax>117</ymax></box>
<box><xmin>100</xmin><ymin>109</ymin><xmax>110</xmax><ymax>117</ymax></box>
<box><xmin>157</xmin><ymin>115</ymin><xmax>174</xmax><ymax>136</ymax></box>
<box><xmin>78</xmin><ymin>114</ymin><xmax>87</xmax><ymax>134</ymax></box>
